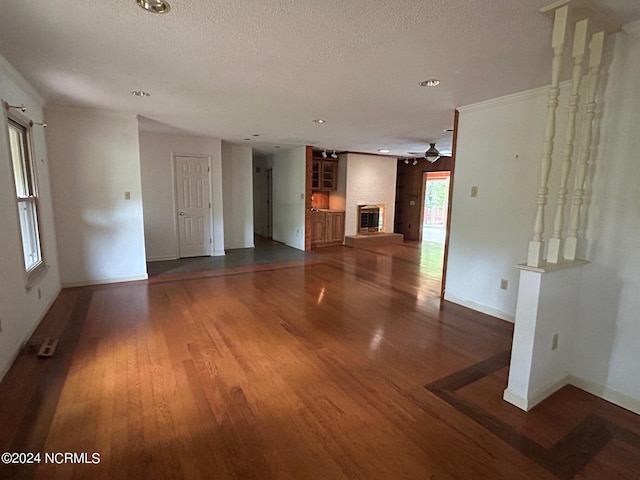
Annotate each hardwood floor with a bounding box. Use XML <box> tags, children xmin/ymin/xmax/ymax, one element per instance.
<box><xmin>1</xmin><ymin>244</ymin><xmax>639</xmax><ymax>479</ymax></box>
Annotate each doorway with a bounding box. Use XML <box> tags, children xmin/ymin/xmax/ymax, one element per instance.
<box><xmin>419</xmin><ymin>171</ymin><xmax>450</xmax><ymax>278</ymax></box>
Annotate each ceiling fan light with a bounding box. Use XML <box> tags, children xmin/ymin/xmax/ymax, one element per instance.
<box><xmin>425</xmin><ymin>143</ymin><xmax>440</xmax><ymax>163</ymax></box>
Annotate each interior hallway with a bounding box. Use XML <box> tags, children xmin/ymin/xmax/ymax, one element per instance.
<box><xmin>1</xmin><ymin>244</ymin><xmax>639</xmax><ymax>479</ymax></box>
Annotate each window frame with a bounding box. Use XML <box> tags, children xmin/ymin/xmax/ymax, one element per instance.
<box><xmin>7</xmin><ymin>113</ymin><xmax>46</xmax><ymax>287</ymax></box>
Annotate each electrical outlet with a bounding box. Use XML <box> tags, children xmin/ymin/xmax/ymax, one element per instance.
<box><xmin>500</xmin><ymin>279</ymin><xmax>508</xmax><ymax>290</ymax></box>
<box><xmin>470</xmin><ymin>186</ymin><xmax>478</xmax><ymax>197</ymax></box>
<box><xmin>552</xmin><ymin>332</ymin><xmax>559</xmax><ymax>350</ymax></box>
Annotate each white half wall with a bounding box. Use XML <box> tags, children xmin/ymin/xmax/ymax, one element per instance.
<box><xmin>222</xmin><ymin>143</ymin><xmax>254</xmax><ymax>250</ymax></box>
<box><xmin>447</xmin><ymin>26</ymin><xmax>640</xmax><ymax>412</ymax></box>
<box><xmin>46</xmin><ymin>106</ymin><xmax>147</xmax><ymax>286</ymax></box>
<box><xmin>139</xmin><ymin>130</ymin><xmax>224</xmax><ymax>259</ymax></box>
<box><xmin>272</xmin><ymin>146</ymin><xmax>306</xmax><ymax>250</ymax></box>
<box><xmin>0</xmin><ymin>55</ymin><xmax>61</xmax><ymax>381</ymax></box>
<box><xmin>344</xmin><ymin>153</ymin><xmax>397</xmax><ymax>236</ymax></box>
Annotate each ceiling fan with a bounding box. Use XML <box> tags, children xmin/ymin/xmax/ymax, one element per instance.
<box><xmin>407</xmin><ymin>143</ymin><xmax>441</xmax><ymax>163</ymax></box>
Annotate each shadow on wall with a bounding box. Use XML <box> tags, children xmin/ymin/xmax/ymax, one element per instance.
<box><xmin>572</xmin><ymin>263</ymin><xmax>621</xmax><ymax>390</ymax></box>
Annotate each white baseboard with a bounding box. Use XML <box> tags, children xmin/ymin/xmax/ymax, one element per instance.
<box><xmin>444</xmin><ymin>294</ymin><xmax>515</xmax><ymax>323</ymax></box>
<box><xmin>503</xmin><ymin>388</ymin><xmax>529</xmax><ymax>410</ymax></box>
<box><xmin>213</xmin><ymin>250</ymin><xmax>226</xmax><ymax>257</ymax></box>
<box><xmin>146</xmin><ymin>254</ymin><xmax>179</xmax><ymax>262</ymax></box>
<box><xmin>569</xmin><ymin>375</ymin><xmax>640</xmax><ymax>415</ymax></box>
<box><xmin>62</xmin><ymin>274</ymin><xmax>149</xmax><ymax>288</ymax></box>
<box><xmin>503</xmin><ymin>375</ymin><xmax>569</xmax><ymax>411</ymax></box>
<box><xmin>0</xmin><ymin>285</ymin><xmax>62</xmax><ymax>382</ymax></box>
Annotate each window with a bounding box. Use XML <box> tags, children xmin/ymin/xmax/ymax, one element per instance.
<box><xmin>8</xmin><ymin>118</ymin><xmax>44</xmax><ymax>281</ymax></box>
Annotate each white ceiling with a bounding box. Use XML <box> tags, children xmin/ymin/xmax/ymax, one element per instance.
<box><xmin>1</xmin><ymin>0</ymin><xmax>639</xmax><ymax>157</ymax></box>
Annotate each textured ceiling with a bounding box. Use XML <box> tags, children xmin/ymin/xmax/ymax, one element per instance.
<box><xmin>1</xmin><ymin>0</ymin><xmax>639</xmax><ymax>157</ymax></box>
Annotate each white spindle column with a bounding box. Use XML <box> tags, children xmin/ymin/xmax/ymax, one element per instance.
<box><xmin>547</xmin><ymin>19</ymin><xmax>588</xmax><ymax>264</ymax></box>
<box><xmin>564</xmin><ymin>31</ymin><xmax>604</xmax><ymax>261</ymax></box>
<box><xmin>528</xmin><ymin>6</ymin><xmax>568</xmax><ymax>267</ymax></box>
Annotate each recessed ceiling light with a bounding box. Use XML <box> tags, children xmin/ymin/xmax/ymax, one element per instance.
<box><xmin>131</xmin><ymin>90</ymin><xmax>150</xmax><ymax>97</ymax></box>
<box><xmin>378</xmin><ymin>149</ymin><xmax>391</xmax><ymax>154</ymax></box>
<box><xmin>312</xmin><ymin>119</ymin><xmax>326</xmax><ymax>124</ymax></box>
<box><xmin>136</xmin><ymin>0</ymin><xmax>171</xmax><ymax>14</ymax></box>
<box><xmin>419</xmin><ymin>79</ymin><xmax>440</xmax><ymax>87</ymax></box>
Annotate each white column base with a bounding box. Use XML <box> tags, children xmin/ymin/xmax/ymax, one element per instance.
<box><xmin>527</xmin><ymin>240</ymin><xmax>545</xmax><ymax>267</ymax></box>
<box><xmin>547</xmin><ymin>237</ymin><xmax>562</xmax><ymax>264</ymax></box>
<box><xmin>564</xmin><ymin>236</ymin><xmax>578</xmax><ymax>261</ymax></box>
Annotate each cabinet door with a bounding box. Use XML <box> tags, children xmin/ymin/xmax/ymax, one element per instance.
<box><xmin>311</xmin><ymin>212</ymin><xmax>326</xmax><ymax>245</ymax></box>
<box><xmin>311</xmin><ymin>161</ymin><xmax>320</xmax><ymax>189</ymax></box>
<box><xmin>326</xmin><ymin>212</ymin><xmax>345</xmax><ymax>243</ymax></box>
<box><xmin>321</xmin><ymin>161</ymin><xmax>337</xmax><ymax>190</ymax></box>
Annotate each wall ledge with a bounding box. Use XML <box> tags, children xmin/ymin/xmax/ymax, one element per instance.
<box><xmin>515</xmin><ymin>259</ymin><xmax>589</xmax><ymax>273</ymax></box>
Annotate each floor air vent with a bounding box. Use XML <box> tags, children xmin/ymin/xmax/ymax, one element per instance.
<box><xmin>38</xmin><ymin>338</ymin><xmax>59</xmax><ymax>358</ymax></box>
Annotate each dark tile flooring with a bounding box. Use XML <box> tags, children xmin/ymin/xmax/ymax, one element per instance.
<box><xmin>146</xmin><ymin>238</ymin><xmax>319</xmax><ymax>277</ymax></box>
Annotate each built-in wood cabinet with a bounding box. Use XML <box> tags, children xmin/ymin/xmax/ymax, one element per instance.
<box><xmin>311</xmin><ymin>210</ymin><xmax>345</xmax><ymax>247</ymax></box>
<box><xmin>312</xmin><ymin>160</ymin><xmax>338</xmax><ymax>191</ymax></box>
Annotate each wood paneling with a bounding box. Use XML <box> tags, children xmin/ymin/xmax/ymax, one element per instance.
<box><xmin>394</xmin><ymin>156</ymin><xmax>455</xmax><ymax>241</ymax></box>
<box><xmin>1</xmin><ymin>245</ymin><xmax>639</xmax><ymax>479</ymax></box>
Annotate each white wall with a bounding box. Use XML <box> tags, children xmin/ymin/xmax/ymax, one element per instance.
<box><xmin>46</xmin><ymin>106</ymin><xmax>147</xmax><ymax>286</ymax></box>
<box><xmin>343</xmin><ymin>153</ymin><xmax>397</xmax><ymax>236</ymax></box>
<box><xmin>570</xmin><ymin>26</ymin><xmax>640</xmax><ymax>409</ymax></box>
<box><xmin>0</xmin><ymin>56</ymin><xmax>61</xmax><ymax>380</ymax></box>
<box><xmin>222</xmin><ymin>143</ymin><xmax>254</xmax><ymax>249</ymax></box>
<box><xmin>139</xmin><ymin>130</ymin><xmax>224</xmax><ymax>259</ymax></box>
<box><xmin>446</xmin><ymin>84</ymin><xmax>567</xmax><ymax>321</ymax></box>
<box><xmin>272</xmin><ymin>146</ymin><xmax>306</xmax><ymax>250</ymax></box>
<box><xmin>447</xmin><ymin>25</ymin><xmax>640</xmax><ymax>412</ymax></box>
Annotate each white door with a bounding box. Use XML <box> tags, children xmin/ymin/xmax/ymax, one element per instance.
<box><xmin>175</xmin><ymin>156</ymin><xmax>211</xmax><ymax>257</ymax></box>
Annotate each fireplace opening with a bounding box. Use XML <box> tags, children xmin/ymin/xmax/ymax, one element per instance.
<box><xmin>358</xmin><ymin>204</ymin><xmax>385</xmax><ymax>233</ymax></box>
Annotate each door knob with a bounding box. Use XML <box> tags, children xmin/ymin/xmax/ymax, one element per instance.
<box><xmin>179</xmin><ymin>212</ymin><xmax>185</xmax><ymax>216</ymax></box>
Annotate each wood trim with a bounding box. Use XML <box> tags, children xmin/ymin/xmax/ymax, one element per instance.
<box><xmin>304</xmin><ymin>145</ymin><xmax>313</xmax><ymax>251</ymax></box>
<box><xmin>440</xmin><ymin>109</ymin><xmax>459</xmax><ymax>304</ymax></box>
